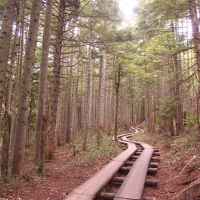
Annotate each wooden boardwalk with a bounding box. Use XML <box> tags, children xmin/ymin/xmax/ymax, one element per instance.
<box><xmin>63</xmin><ymin>126</ymin><xmax>158</xmax><ymax>200</ymax></box>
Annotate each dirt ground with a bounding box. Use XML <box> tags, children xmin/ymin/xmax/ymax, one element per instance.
<box><xmin>0</xmin><ymin>146</ymin><xmax>109</xmax><ymax>200</ymax></box>
<box><xmin>0</xmin><ymin>131</ymin><xmax>200</xmax><ymax>200</ymax></box>
<box><xmin>142</xmin><ymin>132</ymin><xmax>200</xmax><ymax>200</ymax></box>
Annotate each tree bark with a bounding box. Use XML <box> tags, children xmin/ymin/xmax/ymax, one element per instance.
<box><xmin>11</xmin><ymin>0</ymin><xmax>42</xmax><ymax>175</ymax></box>
<box><xmin>1</xmin><ymin>2</ymin><xmax>21</xmax><ymax>177</ymax></box>
<box><xmin>99</xmin><ymin>51</ymin><xmax>106</xmax><ymax>132</ymax></box>
<box><xmin>45</xmin><ymin>0</ymin><xmax>65</xmax><ymax>160</ymax></box>
<box><xmin>114</xmin><ymin>64</ymin><xmax>121</xmax><ymax>141</ymax></box>
<box><xmin>83</xmin><ymin>3</ymin><xmax>93</xmax><ymax>150</ymax></box>
<box><xmin>72</xmin><ymin>64</ymin><xmax>79</xmax><ymax>141</ymax></box>
<box><xmin>66</xmin><ymin>56</ymin><xmax>73</xmax><ymax>143</ymax></box>
<box><xmin>188</xmin><ymin>0</ymin><xmax>200</xmax><ymax>134</ymax></box>
<box><xmin>34</xmin><ymin>0</ymin><xmax>53</xmax><ymax>168</ymax></box>
<box><xmin>55</xmin><ymin>89</ymin><xmax>63</xmax><ymax>147</ymax></box>
<box><xmin>0</xmin><ymin>0</ymin><xmax>16</xmax><ymax>128</ymax></box>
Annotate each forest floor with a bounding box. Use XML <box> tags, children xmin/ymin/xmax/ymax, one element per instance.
<box><xmin>0</xmin><ymin>125</ymin><xmax>200</xmax><ymax>200</ymax></box>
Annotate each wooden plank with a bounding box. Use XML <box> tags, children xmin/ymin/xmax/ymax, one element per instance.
<box><xmin>114</xmin><ymin>148</ymin><xmax>154</xmax><ymax>200</ymax></box>
<box><xmin>64</xmin><ymin>130</ymin><xmax>146</xmax><ymax>200</ymax></box>
<box><xmin>113</xmin><ymin>143</ymin><xmax>137</xmax><ymax>162</ymax></box>
<box><xmin>70</xmin><ymin>161</ymin><xmax>121</xmax><ymax>195</ymax></box>
<box><xmin>140</xmin><ymin>142</ymin><xmax>153</xmax><ymax>149</ymax></box>
<box><xmin>63</xmin><ymin>193</ymin><xmax>92</xmax><ymax>200</ymax></box>
<box><xmin>121</xmin><ymin>135</ymin><xmax>132</xmax><ymax>141</ymax></box>
<box><xmin>64</xmin><ymin>144</ymin><xmax>137</xmax><ymax>200</ymax></box>
<box><xmin>117</xmin><ymin>133</ymin><xmax>132</xmax><ymax>138</ymax></box>
<box><xmin>118</xmin><ymin>134</ymin><xmax>133</xmax><ymax>143</ymax></box>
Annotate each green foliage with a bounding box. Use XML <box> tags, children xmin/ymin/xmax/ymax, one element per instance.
<box><xmin>70</xmin><ymin>131</ymin><xmax>120</xmax><ymax>166</ymax></box>
<box><xmin>130</xmin><ymin>131</ymin><xmax>161</xmax><ymax>148</ymax></box>
<box><xmin>135</xmin><ymin>0</ymin><xmax>188</xmax><ymax>38</ymax></box>
<box><xmin>184</xmin><ymin>115</ymin><xmax>198</xmax><ymax>127</ymax></box>
<box><xmin>25</xmin><ymin>140</ymin><xmax>33</xmax><ymax>148</ymax></box>
<box><xmin>0</xmin><ymin>0</ymin><xmax>5</xmax><ymax>10</ymax></box>
<box><xmin>171</xmin><ymin>135</ymin><xmax>195</xmax><ymax>150</ymax></box>
<box><xmin>25</xmin><ymin>150</ymin><xmax>30</xmax><ymax>157</ymax></box>
<box><xmin>167</xmin><ymin>135</ymin><xmax>198</xmax><ymax>165</ymax></box>
<box><xmin>0</xmin><ymin>169</ymin><xmax>8</xmax><ymax>183</ymax></box>
<box><xmin>170</xmin><ymin>151</ymin><xmax>181</xmax><ymax>165</ymax></box>
<box><xmin>156</xmin><ymin>98</ymin><xmax>176</xmax><ymax>122</ymax></box>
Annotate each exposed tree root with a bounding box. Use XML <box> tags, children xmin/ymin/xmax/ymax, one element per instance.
<box><xmin>172</xmin><ymin>178</ymin><xmax>200</xmax><ymax>199</ymax></box>
<box><xmin>168</xmin><ymin>155</ymin><xmax>197</xmax><ymax>182</ymax></box>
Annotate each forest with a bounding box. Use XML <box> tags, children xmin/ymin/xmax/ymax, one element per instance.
<box><xmin>0</xmin><ymin>0</ymin><xmax>200</xmax><ymax>199</ymax></box>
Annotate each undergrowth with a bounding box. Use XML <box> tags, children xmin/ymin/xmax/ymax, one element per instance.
<box><xmin>69</xmin><ymin>130</ymin><xmax>120</xmax><ymax>166</ymax></box>
<box><xmin>130</xmin><ymin>126</ymin><xmax>200</xmax><ymax>166</ymax></box>
<box><xmin>131</xmin><ymin>126</ymin><xmax>200</xmax><ymax>199</ymax></box>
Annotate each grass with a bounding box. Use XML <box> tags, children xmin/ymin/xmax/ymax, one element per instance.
<box><xmin>130</xmin><ymin>130</ymin><xmax>164</xmax><ymax>149</ymax></box>
<box><xmin>69</xmin><ymin>130</ymin><xmax>121</xmax><ymax>166</ymax></box>
<box><xmin>130</xmin><ymin>126</ymin><xmax>200</xmax><ymax>168</ymax></box>
<box><xmin>171</xmin><ymin>134</ymin><xmax>197</xmax><ymax>148</ymax></box>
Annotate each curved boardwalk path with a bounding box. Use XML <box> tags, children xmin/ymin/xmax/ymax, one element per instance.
<box><xmin>63</xmin><ymin>126</ymin><xmax>159</xmax><ymax>200</ymax></box>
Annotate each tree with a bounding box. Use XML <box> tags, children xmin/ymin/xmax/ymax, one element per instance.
<box><xmin>82</xmin><ymin>0</ymin><xmax>93</xmax><ymax>151</ymax></box>
<box><xmin>45</xmin><ymin>0</ymin><xmax>79</xmax><ymax>159</ymax></box>
<box><xmin>34</xmin><ymin>0</ymin><xmax>53</xmax><ymax>172</ymax></box>
<box><xmin>188</xmin><ymin>0</ymin><xmax>200</xmax><ymax>134</ymax></box>
<box><xmin>114</xmin><ymin>63</ymin><xmax>121</xmax><ymax>141</ymax></box>
<box><xmin>1</xmin><ymin>0</ymin><xmax>21</xmax><ymax>178</ymax></box>
<box><xmin>11</xmin><ymin>0</ymin><xmax>42</xmax><ymax>175</ymax></box>
<box><xmin>99</xmin><ymin>51</ymin><xmax>106</xmax><ymax>132</ymax></box>
<box><xmin>0</xmin><ymin>0</ymin><xmax>16</xmax><ymax>128</ymax></box>
<box><xmin>45</xmin><ymin>0</ymin><xmax>66</xmax><ymax>160</ymax></box>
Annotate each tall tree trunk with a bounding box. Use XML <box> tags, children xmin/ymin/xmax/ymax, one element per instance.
<box><xmin>83</xmin><ymin>4</ymin><xmax>93</xmax><ymax>150</ymax></box>
<box><xmin>188</xmin><ymin>0</ymin><xmax>200</xmax><ymax>134</ymax></box>
<box><xmin>104</xmin><ymin>61</ymin><xmax>112</xmax><ymax>135</ymax></box>
<box><xmin>62</xmin><ymin>72</ymin><xmax>68</xmax><ymax>147</ymax></box>
<box><xmin>169</xmin><ymin>78</ymin><xmax>175</xmax><ymax>136</ymax></box>
<box><xmin>114</xmin><ymin>65</ymin><xmax>121</xmax><ymax>141</ymax></box>
<box><xmin>45</xmin><ymin>0</ymin><xmax>65</xmax><ymax>160</ymax></box>
<box><xmin>1</xmin><ymin>2</ymin><xmax>21</xmax><ymax>177</ymax></box>
<box><xmin>99</xmin><ymin>51</ymin><xmax>106</xmax><ymax>132</ymax></box>
<box><xmin>0</xmin><ymin>0</ymin><xmax>16</xmax><ymax>128</ymax></box>
<box><xmin>72</xmin><ymin>64</ymin><xmax>79</xmax><ymax>141</ymax></box>
<box><xmin>34</xmin><ymin>0</ymin><xmax>53</xmax><ymax>169</ymax></box>
<box><xmin>66</xmin><ymin>56</ymin><xmax>73</xmax><ymax>143</ymax></box>
<box><xmin>141</xmin><ymin>97</ymin><xmax>145</xmax><ymax>122</ymax></box>
<box><xmin>82</xmin><ymin>57</ymin><xmax>92</xmax><ymax>150</ymax></box>
<box><xmin>11</xmin><ymin>0</ymin><xmax>42</xmax><ymax>175</ymax></box>
<box><xmin>10</xmin><ymin>7</ymin><xmax>26</xmax><ymax>152</ymax></box>
<box><xmin>147</xmin><ymin>88</ymin><xmax>153</xmax><ymax>133</ymax></box>
<box><xmin>107</xmin><ymin>80</ymin><xmax>113</xmax><ymax>134</ymax></box>
<box><xmin>55</xmin><ymin>89</ymin><xmax>63</xmax><ymax>147</ymax></box>
<box><xmin>174</xmin><ymin>54</ymin><xmax>183</xmax><ymax>135</ymax></box>
<box><xmin>81</xmin><ymin>65</ymin><xmax>86</xmax><ymax>131</ymax></box>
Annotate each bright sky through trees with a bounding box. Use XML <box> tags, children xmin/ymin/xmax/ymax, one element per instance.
<box><xmin>117</xmin><ymin>0</ymin><xmax>138</xmax><ymax>26</ymax></box>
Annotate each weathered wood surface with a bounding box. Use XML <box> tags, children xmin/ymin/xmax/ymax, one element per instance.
<box><xmin>111</xmin><ymin>177</ymin><xmax>158</xmax><ymax>186</ymax></box>
<box><xmin>63</xmin><ymin>193</ymin><xmax>92</xmax><ymax>200</ymax></box>
<box><xmin>63</xmin><ymin>143</ymin><xmax>137</xmax><ymax>200</ymax></box>
<box><xmin>63</xmin><ymin>126</ymin><xmax>157</xmax><ymax>200</ymax></box>
<box><xmin>114</xmin><ymin>148</ymin><xmax>154</xmax><ymax>200</ymax></box>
